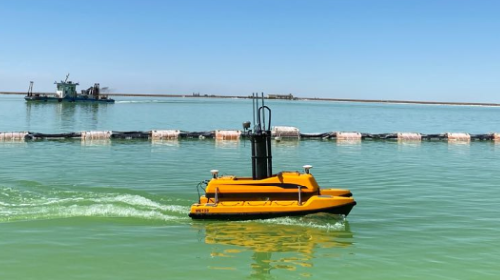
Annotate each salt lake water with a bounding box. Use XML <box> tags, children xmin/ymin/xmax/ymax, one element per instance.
<box><xmin>1</xmin><ymin>94</ymin><xmax>499</xmax><ymax>279</ymax></box>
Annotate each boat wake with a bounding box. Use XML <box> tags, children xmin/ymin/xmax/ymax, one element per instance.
<box><xmin>252</xmin><ymin>214</ymin><xmax>347</xmax><ymax>231</ymax></box>
<box><xmin>116</xmin><ymin>100</ymin><xmax>189</xmax><ymax>104</ymax></box>
<box><xmin>116</xmin><ymin>100</ymin><xmax>165</xmax><ymax>104</ymax></box>
<box><xmin>0</xmin><ymin>186</ymin><xmax>190</xmax><ymax>223</ymax></box>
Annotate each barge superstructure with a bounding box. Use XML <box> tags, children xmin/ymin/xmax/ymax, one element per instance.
<box><xmin>25</xmin><ymin>74</ymin><xmax>114</xmax><ymax>103</ymax></box>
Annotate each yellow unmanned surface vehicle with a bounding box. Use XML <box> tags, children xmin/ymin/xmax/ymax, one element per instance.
<box><xmin>189</xmin><ymin>94</ymin><xmax>356</xmax><ymax>220</ymax></box>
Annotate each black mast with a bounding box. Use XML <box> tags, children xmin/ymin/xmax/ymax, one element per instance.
<box><xmin>250</xmin><ymin>93</ymin><xmax>273</xmax><ymax>179</ymax></box>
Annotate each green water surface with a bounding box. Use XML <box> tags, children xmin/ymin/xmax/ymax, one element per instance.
<box><xmin>1</xmin><ymin>95</ymin><xmax>500</xmax><ymax>279</ymax></box>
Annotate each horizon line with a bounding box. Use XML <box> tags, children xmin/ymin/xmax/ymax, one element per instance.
<box><xmin>1</xmin><ymin>91</ymin><xmax>500</xmax><ymax>107</ymax></box>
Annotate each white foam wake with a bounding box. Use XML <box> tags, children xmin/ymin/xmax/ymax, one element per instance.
<box><xmin>0</xmin><ymin>187</ymin><xmax>190</xmax><ymax>223</ymax></box>
<box><xmin>253</xmin><ymin>216</ymin><xmax>346</xmax><ymax>231</ymax></box>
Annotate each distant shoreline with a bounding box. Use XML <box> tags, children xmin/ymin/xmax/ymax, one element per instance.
<box><xmin>2</xmin><ymin>91</ymin><xmax>500</xmax><ymax>107</ymax></box>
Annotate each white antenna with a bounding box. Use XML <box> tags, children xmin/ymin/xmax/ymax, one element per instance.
<box><xmin>303</xmin><ymin>165</ymin><xmax>313</xmax><ymax>174</ymax></box>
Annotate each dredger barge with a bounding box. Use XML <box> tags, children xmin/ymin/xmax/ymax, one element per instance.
<box><xmin>189</xmin><ymin>94</ymin><xmax>356</xmax><ymax>220</ymax></box>
<box><xmin>24</xmin><ymin>74</ymin><xmax>114</xmax><ymax>103</ymax></box>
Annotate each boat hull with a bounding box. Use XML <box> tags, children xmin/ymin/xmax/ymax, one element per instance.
<box><xmin>189</xmin><ymin>195</ymin><xmax>356</xmax><ymax>220</ymax></box>
<box><xmin>25</xmin><ymin>96</ymin><xmax>115</xmax><ymax>103</ymax></box>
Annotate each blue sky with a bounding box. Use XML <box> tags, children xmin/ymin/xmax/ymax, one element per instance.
<box><xmin>1</xmin><ymin>0</ymin><xmax>499</xmax><ymax>102</ymax></box>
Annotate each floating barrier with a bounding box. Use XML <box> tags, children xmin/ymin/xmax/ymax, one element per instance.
<box><xmin>272</xmin><ymin>126</ymin><xmax>300</xmax><ymax>140</ymax></box>
<box><xmin>337</xmin><ymin>132</ymin><xmax>362</xmax><ymax>140</ymax></box>
<box><xmin>0</xmin><ymin>132</ymin><xmax>28</xmax><ymax>140</ymax></box>
<box><xmin>180</xmin><ymin>131</ymin><xmax>215</xmax><ymax>139</ymax></box>
<box><xmin>82</xmin><ymin>131</ymin><xmax>112</xmax><ymax>140</ymax></box>
<box><xmin>215</xmin><ymin>130</ymin><xmax>241</xmax><ymax>140</ymax></box>
<box><xmin>1</xmin><ymin>129</ymin><xmax>500</xmax><ymax>142</ymax></box>
<box><xmin>397</xmin><ymin>132</ymin><xmax>422</xmax><ymax>141</ymax></box>
<box><xmin>299</xmin><ymin>132</ymin><xmax>333</xmax><ymax>139</ymax></box>
<box><xmin>25</xmin><ymin>132</ymin><xmax>81</xmax><ymax>140</ymax></box>
<box><xmin>151</xmin><ymin>130</ymin><xmax>180</xmax><ymax>140</ymax></box>
<box><xmin>446</xmin><ymin>132</ymin><xmax>470</xmax><ymax>142</ymax></box>
<box><xmin>111</xmin><ymin>131</ymin><xmax>150</xmax><ymax>139</ymax></box>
